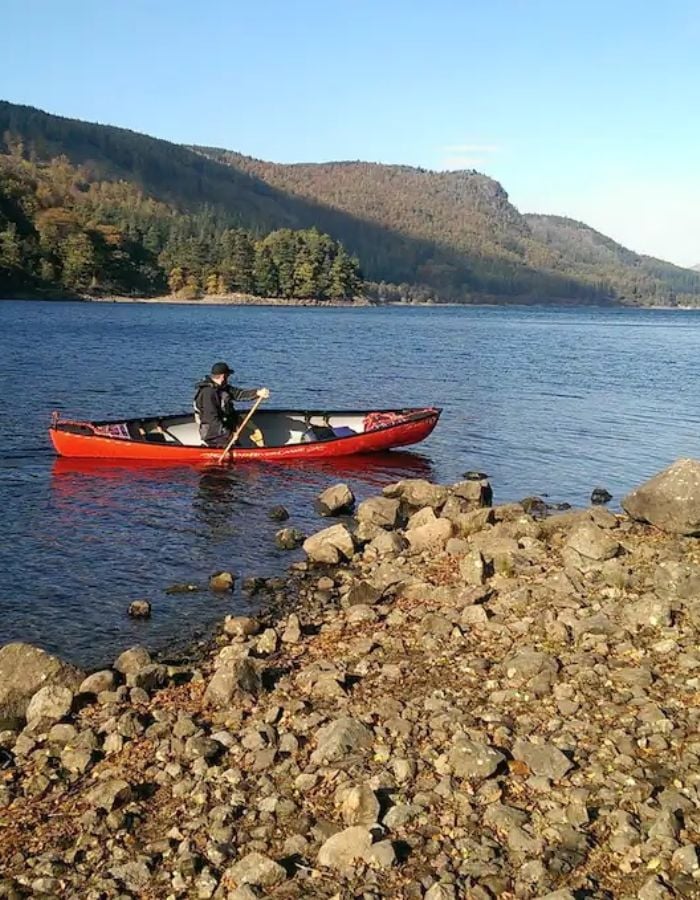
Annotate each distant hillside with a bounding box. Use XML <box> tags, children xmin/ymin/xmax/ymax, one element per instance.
<box><xmin>2</xmin><ymin>100</ymin><xmax>700</xmax><ymax>305</ymax></box>
<box><xmin>525</xmin><ymin>215</ymin><xmax>700</xmax><ymax>305</ymax></box>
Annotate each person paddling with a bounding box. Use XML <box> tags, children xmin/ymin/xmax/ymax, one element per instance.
<box><xmin>193</xmin><ymin>362</ymin><xmax>269</xmax><ymax>448</ymax></box>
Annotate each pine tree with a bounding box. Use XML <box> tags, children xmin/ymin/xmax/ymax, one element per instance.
<box><xmin>205</xmin><ymin>272</ymin><xmax>220</xmax><ymax>295</ymax></box>
<box><xmin>329</xmin><ymin>246</ymin><xmax>361</xmax><ymax>298</ymax></box>
<box><xmin>254</xmin><ymin>243</ymin><xmax>279</xmax><ymax>297</ymax></box>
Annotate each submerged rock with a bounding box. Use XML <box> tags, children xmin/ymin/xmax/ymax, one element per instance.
<box><xmin>128</xmin><ymin>599</ymin><xmax>152</xmax><ymax>618</ymax></box>
<box><xmin>209</xmin><ymin>571</ymin><xmax>235</xmax><ymax>591</ymax></box>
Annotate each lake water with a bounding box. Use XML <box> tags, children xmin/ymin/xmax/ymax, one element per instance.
<box><xmin>1</xmin><ymin>299</ymin><xmax>698</xmax><ymax>668</ymax></box>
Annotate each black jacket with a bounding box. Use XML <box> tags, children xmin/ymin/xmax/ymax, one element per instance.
<box><xmin>193</xmin><ymin>377</ymin><xmax>258</xmax><ymax>444</ymax></box>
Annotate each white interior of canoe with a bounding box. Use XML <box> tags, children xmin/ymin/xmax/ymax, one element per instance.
<box><xmin>135</xmin><ymin>412</ymin><xmax>372</xmax><ymax>448</ymax></box>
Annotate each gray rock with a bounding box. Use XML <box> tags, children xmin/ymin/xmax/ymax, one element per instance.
<box><xmin>346</xmin><ymin>581</ymin><xmax>383</xmax><ymax>606</ymax></box>
<box><xmin>383</xmin><ymin>478</ymin><xmax>448</xmax><ymax>508</ymax></box>
<box><xmin>281</xmin><ymin>614</ymin><xmax>302</xmax><ymax>643</ymax></box>
<box><xmin>275</xmin><ymin>527</ymin><xmax>305</xmax><ymax>549</ymax></box>
<box><xmin>204</xmin><ymin>658</ymin><xmax>261</xmax><ymax>706</ymax></box>
<box><xmin>511</xmin><ymin>740</ymin><xmax>573</xmax><ymax>780</ymax></box>
<box><xmin>671</xmin><ymin>844</ymin><xmax>699</xmax><ymax>873</ymax></box>
<box><xmin>622</xmin><ymin>458</ymin><xmax>700</xmax><ymax>535</ymax></box>
<box><xmin>453</xmin><ymin>506</ymin><xmax>495</xmax><ymax>536</ymax></box>
<box><xmin>405</xmin><ymin>517</ymin><xmax>453</xmax><ymax>553</ymax></box>
<box><xmin>623</xmin><ymin>595</ymin><xmax>672</xmax><ymax>630</ymax></box>
<box><xmin>114</xmin><ymin>646</ymin><xmax>152</xmax><ymax>675</ymax></box>
<box><xmin>316</xmin><ymin>482</ymin><xmax>355</xmax><ymax>517</ymax></box>
<box><xmin>311</xmin><ymin>716</ymin><xmax>373</xmax><ymax>764</ymax></box>
<box><xmin>268</xmin><ymin>505</ymin><xmax>289</xmax><ymax>521</ymax></box>
<box><xmin>317</xmin><ymin>825</ymin><xmax>373</xmax><ymax>870</ymax></box>
<box><xmin>127</xmin><ymin>599</ymin><xmax>151</xmax><ymax>618</ymax></box>
<box><xmin>225</xmin><ymin>851</ymin><xmax>286</xmax><ymax>887</ymax></box>
<box><xmin>449</xmin><ymin>737</ymin><xmax>505</xmax><ymax>779</ymax></box>
<box><xmin>366</xmin><ymin>530</ymin><xmax>407</xmax><ymax>557</ymax></box>
<box><xmin>425</xmin><ymin>886</ymin><xmax>457</xmax><ymax>900</ymax></box>
<box><xmin>0</xmin><ymin>642</ymin><xmax>84</xmax><ymax>728</ymax></box>
<box><xmin>210</xmin><ymin>571</ymin><xmax>235</xmax><ymax>591</ymax></box>
<box><xmin>341</xmin><ymin>784</ymin><xmax>380</xmax><ymax>825</ymax></box>
<box><xmin>223</xmin><ymin>616</ymin><xmax>260</xmax><ymax>639</ymax></box>
<box><xmin>459</xmin><ymin>549</ymin><xmax>487</xmax><ymax>585</ymax></box>
<box><xmin>88</xmin><ymin>778</ymin><xmax>133</xmax><ymax>811</ymax></box>
<box><xmin>638</xmin><ymin>876</ymin><xmax>673</xmax><ymax>899</ymax></box>
<box><xmin>25</xmin><ymin>684</ymin><xmax>73</xmax><ymax>726</ymax></box>
<box><xmin>566</xmin><ymin>522</ymin><xmax>620</xmax><ymax>560</ymax></box>
<box><xmin>109</xmin><ymin>860</ymin><xmax>151</xmax><ymax>891</ymax></box>
<box><xmin>453</xmin><ymin>478</ymin><xmax>492</xmax><ymax>506</ymax></box>
<box><xmin>303</xmin><ymin>523</ymin><xmax>355</xmax><ymax>564</ymax></box>
<box><xmin>79</xmin><ymin>670</ymin><xmax>116</xmax><ymax>694</ymax></box>
<box><xmin>356</xmin><ymin>496</ymin><xmax>401</xmax><ymax>528</ymax></box>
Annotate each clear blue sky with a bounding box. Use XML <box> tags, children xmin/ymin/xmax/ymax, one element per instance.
<box><xmin>4</xmin><ymin>0</ymin><xmax>699</xmax><ymax>265</ymax></box>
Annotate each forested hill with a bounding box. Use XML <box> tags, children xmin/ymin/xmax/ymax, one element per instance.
<box><xmin>2</xmin><ymin>100</ymin><xmax>700</xmax><ymax>305</ymax></box>
<box><xmin>197</xmin><ymin>149</ymin><xmax>700</xmax><ymax>306</ymax></box>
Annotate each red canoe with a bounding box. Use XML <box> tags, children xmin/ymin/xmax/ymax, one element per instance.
<box><xmin>49</xmin><ymin>407</ymin><xmax>441</xmax><ymax>463</ymax></box>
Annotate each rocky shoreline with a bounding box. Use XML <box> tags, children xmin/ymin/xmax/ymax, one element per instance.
<box><xmin>1</xmin><ymin>461</ymin><xmax>700</xmax><ymax>898</ymax></box>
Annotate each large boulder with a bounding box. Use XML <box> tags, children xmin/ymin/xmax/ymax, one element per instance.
<box><xmin>0</xmin><ymin>643</ymin><xmax>84</xmax><ymax>728</ymax></box>
<box><xmin>303</xmin><ymin>523</ymin><xmax>355</xmax><ymax>564</ymax></box>
<box><xmin>622</xmin><ymin>459</ymin><xmax>700</xmax><ymax>535</ymax></box>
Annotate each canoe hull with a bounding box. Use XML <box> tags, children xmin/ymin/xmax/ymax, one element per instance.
<box><xmin>49</xmin><ymin>408</ymin><xmax>441</xmax><ymax>463</ymax></box>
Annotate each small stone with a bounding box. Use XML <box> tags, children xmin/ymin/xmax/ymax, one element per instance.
<box><xmin>591</xmin><ymin>487</ymin><xmax>613</xmax><ymax>504</ymax></box>
<box><xmin>226</xmin><ymin>852</ymin><xmax>286</xmax><ymax>887</ymax></box>
<box><xmin>341</xmin><ymin>785</ymin><xmax>380</xmax><ymax>825</ymax></box>
<box><xmin>210</xmin><ymin>571</ymin><xmax>235</xmax><ymax>591</ymax></box>
<box><xmin>268</xmin><ymin>505</ymin><xmax>289</xmax><ymax>521</ymax></box>
<box><xmin>281</xmin><ymin>614</ymin><xmax>302</xmax><ymax>644</ymax></box>
<box><xmin>449</xmin><ymin>738</ymin><xmax>505</xmax><ymax>779</ymax></box>
<box><xmin>317</xmin><ymin>825</ymin><xmax>373</xmax><ymax>870</ymax></box>
<box><xmin>128</xmin><ymin>599</ymin><xmax>151</xmax><ymax>618</ymax></box>
<box><xmin>511</xmin><ymin>740</ymin><xmax>573</xmax><ymax>780</ymax></box>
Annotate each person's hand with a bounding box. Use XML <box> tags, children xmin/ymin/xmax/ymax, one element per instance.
<box><xmin>258</xmin><ymin>387</ymin><xmax>270</xmax><ymax>400</ymax></box>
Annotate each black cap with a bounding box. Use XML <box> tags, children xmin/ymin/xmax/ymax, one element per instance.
<box><xmin>211</xmin><ymin>361</ymin><xmax>233</xmax><ymax>376</ymax></box>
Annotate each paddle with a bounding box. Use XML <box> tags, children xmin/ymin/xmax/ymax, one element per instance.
<box><xmin>217</xmin><ymin>394</ymin><xmax>266</xmax><ymax>464</ymax></box>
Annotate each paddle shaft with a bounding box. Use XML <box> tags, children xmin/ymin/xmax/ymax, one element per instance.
<box><xmin>217</xmin><ymin>395</ymin><xmax>265</xmax><ymax>463</ymax></box>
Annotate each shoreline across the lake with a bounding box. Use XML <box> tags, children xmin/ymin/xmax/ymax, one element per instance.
<box><xmin>2</xmin><ymin>461</ymin><xmax>700</xmax><ymax>896</ymax></box>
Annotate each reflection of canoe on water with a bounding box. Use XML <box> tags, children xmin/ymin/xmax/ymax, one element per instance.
<box><xmin>49</xmin><ymin>407</ymin><xmax>442</xmax><ymax>463</ymax></box>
